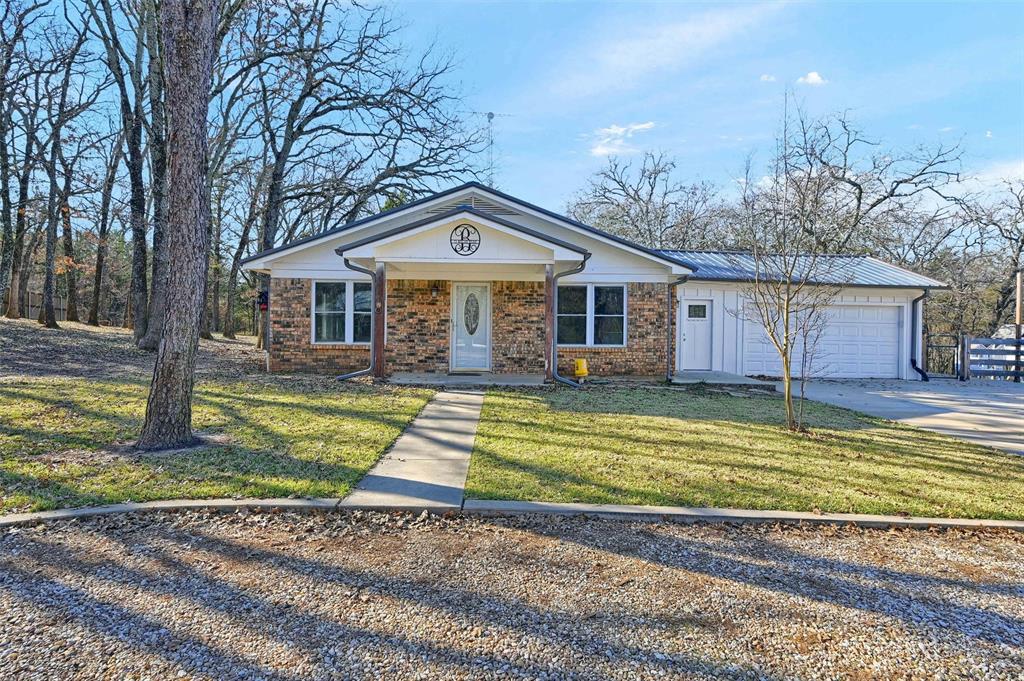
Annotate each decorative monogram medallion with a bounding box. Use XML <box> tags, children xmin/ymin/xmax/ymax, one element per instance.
<box><xmin>450</xmin><ymin>224</ymin><xmax>481</xmax><ymax>256</ymax></box>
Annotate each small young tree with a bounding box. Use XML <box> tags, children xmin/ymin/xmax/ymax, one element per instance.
<box><xmin>732</xmin><ymin>110</ymin><xmax>846</xmax><ymax>431</ymax></box>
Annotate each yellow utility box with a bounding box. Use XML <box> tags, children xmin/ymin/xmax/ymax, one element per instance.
<box><xmin>574</xmin><ymin>358</ymin><xmax>589</xmax><ymax>379</ymax></box>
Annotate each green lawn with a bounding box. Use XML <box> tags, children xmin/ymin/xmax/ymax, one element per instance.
<box><xmin>0</xmin><ymin>377</ymin><xmax>432</xmax><ymax>513</ymax></box>
<box><xmin>466</xmin><ymin>387</ymin><xmax>1024</xmax><ymax>520</ymax></box>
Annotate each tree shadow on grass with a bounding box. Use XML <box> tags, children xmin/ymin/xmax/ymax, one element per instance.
<box><xmin>469</xmin><ymin>388</ymin><xmax>1024</xmax><ymax>519</ymax></box>
<box><xmin>0</xmin><ymin>379</ymin><xmax>431</xmax><ymax>513</ymax></box>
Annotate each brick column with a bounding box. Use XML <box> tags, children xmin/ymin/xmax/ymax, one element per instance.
<box><xmin>373</xmin><ymin>263</ymin><xmax>386</xmax><ymax>378</ymax></box>
<box><xmin>544</xmin><ymin>264</ymin><xmax>554</xmax><ymax>381</ymax></box>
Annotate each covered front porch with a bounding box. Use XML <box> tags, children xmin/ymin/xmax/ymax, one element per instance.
<box><xmin>336</xmin><ymin>208</ymin><xmax>591</xmax><ymax>380</ymax></box>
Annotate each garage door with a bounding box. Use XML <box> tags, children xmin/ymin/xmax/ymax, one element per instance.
<box><xmin>743</xmin><ymin>305</ymin><xmax>901</xmax><ymax>378</ymax></box>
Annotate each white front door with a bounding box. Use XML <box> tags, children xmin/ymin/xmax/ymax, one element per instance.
<box><xmin>681</xmin><ymin>300</ymin><xmax>713</xmax><ymax>370</ymax></box>
<box><xmin>452</xmin><ymin>283</ymin><xmax>491</xmax><ymax>371</ymax></box>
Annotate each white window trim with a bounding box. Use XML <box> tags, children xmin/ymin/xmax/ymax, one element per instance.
<box><xmin>310</xmin><ymin>280</ymin><xmax>372</xmax><ymax>346</ymax></box>
<box><xmin>557</xmin><ymin>283</ymin><xmax>628</xmax><ymax>348</ymax></box>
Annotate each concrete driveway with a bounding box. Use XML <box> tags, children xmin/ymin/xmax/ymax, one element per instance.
<box><xmin>797</xmin><ymin>379</ymin><xmax>1024</xmax><ymax>455</ymax></box>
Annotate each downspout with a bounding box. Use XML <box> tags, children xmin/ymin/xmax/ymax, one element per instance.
<box><xmin>551</xmin><ymin>253</ymin><xmax>592</xmax><ymax>388</ymax></box>
<box><xmin>334</xmin><ymin>254</ymin><xmax>376</xmax><ymax>381</ymax></box>
<box><xmin>665</xmin><ymin>274</ymin><xmax>690</xmax><ymax>382</ymax></box>
<box><xmin>910</xmin><ymin>289</ymin><xmax>929</xmax><ymax>381</ymax></box>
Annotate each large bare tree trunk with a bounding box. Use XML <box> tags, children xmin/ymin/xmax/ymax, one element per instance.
<box><xmin>14</xmin><ymin>226</ymin><xmax>40</xmax><ymax>318</ymax></box>
<box><xmin>89</xmin><ymin>133</ymin><xmax>121</xmax><ymax>326</ymax></box>
<box><xmin>0</xmin><ymin>119</ymin><xmax>12</xmax><ymax>310</ymax></box>
<box><xmin>126</xmin><ymin>121</ymin><xmax>148</xmax><ymax>338</ymax></box>
<box><xmin>138</xmin><ymin>0</ymin><xmax>169</xmax><ymax>351</ymax></box>
<box><xmin>138</xmin><ymin>0</ymin><xmax>220</xmax><ymax>450</ymax></box>
<box><xmin>41</xmin><ymin>148</ymin><xmax>60</xmax><ymax>329</ymax></box>
<box><xmin>60</xmin><ymin>196</ymin><xmax>79</xmax><ymax>322</ymax></box>
<box><xmin>5</xmin><ymin>97</ymin><xmax>37</xmax><ymax>319</ymax></box>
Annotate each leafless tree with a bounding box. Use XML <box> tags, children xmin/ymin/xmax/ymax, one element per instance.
<box><xmin>730</xmin><ymin>109</ymin><xmax>849</xmax><ymax>432</ymax></box>
<box><xmin>87</xmin><ymin>126</ymin><xmax>122</xmax><ymax>325</ymax></box>
<box><xmin>568</xmin><ymin>151</ymin><xmax>722</xmax><ymax>249</ymax></box>
<box><xmin>250</xmin><ymin>0</ymin><xmax>480</xmax><ymax>346</ymax></box>
<box><xmin>37</xmin><ymin>18</ymin><xmax>96</xmax><ymax>328</ymax></box>
<box><xmin>135</xmin><ymin>0</ymin><xmax>169</xmax><ymax>350</ymax></box>
<box><xmin>84</xmin><ymin>0</ymin><xmax>150</xmax><ymax>341</ymax></box>
<box><xmin>0</xmin><ymin>0</ymin><xmax>46</xmax><ymax>313</ymax></box>
<box><xmin>4</xmin><ymin>70</ymin><xmax>45</xmax><ymax>318</ymax></box>
<box><xmin>137</xmin><ymin>0</ymin><xmax>221</xmax><ymax>450</ymax></box>
<box><xmin>962</xmin><ymin>181</ymin><xmax>1024</xmax><ymax>335</ymax></box>
<box><xmin>795</xmin><ymin>112</ymin><xmax>963</xmax><ymax>253</ymax></box>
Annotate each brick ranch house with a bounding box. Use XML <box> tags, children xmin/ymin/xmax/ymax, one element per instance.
<box><xmin>241</xmin><ymin>182</ymin><xmax>945</xmax><ymax>382</ymax></box>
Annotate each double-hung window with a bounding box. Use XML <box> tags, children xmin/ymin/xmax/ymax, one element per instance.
<box><xmin>556</xmin><ymin>284</ymin><xmax>627</xmax><ymax>346</ymax></box>
<box><xmin>313</xmin><ymin>281</ymin><xmax>372</xmax><ymax>344</ymax></box>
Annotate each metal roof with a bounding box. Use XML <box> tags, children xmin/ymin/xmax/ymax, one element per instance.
<box><xmin>657</xmin><ymin>250</ymin><xmax>947</xmax><ymax>289</ymax></box>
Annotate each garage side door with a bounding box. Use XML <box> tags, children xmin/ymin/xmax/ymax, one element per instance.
<box><xmin>742</xmin><ymin>305</ymin><xmax>901</xmax><ymax>378</ymax></box>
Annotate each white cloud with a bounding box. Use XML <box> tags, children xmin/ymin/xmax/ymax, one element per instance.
<box><xmin>549</xmin><ymin>3</ymin><xmax>784</xmax><ymax>100</ymax></box>
<box><xmin>985</xmin><ymin>130</ymin><xmax>993</xmax><ymax>138</ymax></box>
<box><xmin>589</xmin><ymin>121</ymin><xmax>655</xmax><ymax>156</ymax></box>
<box><xmin>796</xmin><ymin>71</ymin><xmax>828</xmax><ymax>86</ymax></box>
<box><xmin>938</xmin><ymin>125</ymin><xmax>955</xmax><ymax>132</ymax></box>
<box><xmin>759</xmin><ymin>74</ymin><xmax>776</xmax><ymax>82</ymax></box>
<box><xmin>973</xmin><ymin>159</ymin><xmax>1024</xmax><ymax>185</ymax></box>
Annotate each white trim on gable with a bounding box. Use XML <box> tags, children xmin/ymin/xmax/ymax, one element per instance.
<box><xmin>241</xmin><ymin>184</ymin><xmax>692</xmax><ymax>275</ymax></box>
<box><xmin>344</xmin><ymin>211</ymin><xmax>583</xmax><ymax>262</ymax></box>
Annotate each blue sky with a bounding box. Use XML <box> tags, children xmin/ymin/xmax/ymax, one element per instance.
<box><xmin>393</xmin><ymin>1</ymin><xmax>1024</xmax><ymax>210</ymax></box>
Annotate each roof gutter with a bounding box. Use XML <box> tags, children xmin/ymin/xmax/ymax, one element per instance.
<box><xmin>551</xmin><ymin>253</ymin><xmax>592</xmax><ymax>389</ymax></box>
<box><xmin>666</xmin><ymin>274</ymin><xmax>690</xmax><ymax>382</ymax></box>
<box><xmin>910</xmin><ymin>289</ymin><xmax>929</xmax><ymax>381</ymax></box>
<box><xmin>334</xmin><ymin>256</ymin><xmax>376</xmax><ymax>382</ymax></box>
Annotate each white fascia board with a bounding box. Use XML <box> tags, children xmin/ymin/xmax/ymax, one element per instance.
<box><xmin>243</xmin><ymin>184</ymin><xmax>688</xmax><ymax>273</ymax></box>
<box><xmin>242</xmin><ymin>188</ymin><xmax>485</xmax><ymax>270</ymax></box>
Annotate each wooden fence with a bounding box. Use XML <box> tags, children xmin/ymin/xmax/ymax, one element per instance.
<box><xmin>960</xmin><ymin>336</ymin><xmax>1023</xmax><ymax>382</ymax></box>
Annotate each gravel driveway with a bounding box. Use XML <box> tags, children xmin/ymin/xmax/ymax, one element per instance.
<box><xmin>1</xmin><ymin>511</ymin><xmax>1021</xmax><ymax>680</ymax></box>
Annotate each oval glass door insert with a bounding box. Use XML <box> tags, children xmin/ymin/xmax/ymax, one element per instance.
<box><xmin>464</xmin><ymin>293</ymin><xmax>480</xmax><ymax>335</ymax></box>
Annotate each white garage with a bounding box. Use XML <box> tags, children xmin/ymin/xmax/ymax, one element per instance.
<box><xmin>664</xmin><ymin>251</ymin><xmax>947</xmax><ymax>381</ymax></box>
<box><xmin>741</xmin><ymin>304</ymin><xmax>902</xmax><ymax>379</ymax></box>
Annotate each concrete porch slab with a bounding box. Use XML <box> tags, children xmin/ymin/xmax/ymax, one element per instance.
<box><xmin>388</xmin><ymin>372</ymin><xmax>545</xmax><ymax>387</ymax></box>
<box><xmin>672</xmin><ymin>371</ymin><xmax>772</xmax><ymax>386</ymax></box>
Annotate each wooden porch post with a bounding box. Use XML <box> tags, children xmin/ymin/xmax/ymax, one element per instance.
<box><xmin>373</xmin><ymin>262</ymin><xmax>386</xmax><ymax>378</ymax></box>
<box><xmin>544</xmin><ymin>264</ymin><xmax>554</xmax><ymax>381</ymax></box>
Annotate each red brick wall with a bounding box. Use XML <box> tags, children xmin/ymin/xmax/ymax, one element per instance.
<box><xmin>557</xmin><ymin>283</ymin><xmax>674</xmax><ymax>377</ymax></box>
<box><xmin>268</xmin><ymin>278</ymin><xmax>370</xmax><ymax>373</ymax></box>
<box><xmin>268</xmin><ymin>278</ymin><xmax>673</xmax><ymax>377</ymax></box>
<box><xmin>385</xmin><ymin>280</ymin><xmax>451</xmax><ymax>373</ymax></box>
<box><xmin>491</xmin><ymin>281</ymin><xmax>546</xmax><ymax>374</ymax></box>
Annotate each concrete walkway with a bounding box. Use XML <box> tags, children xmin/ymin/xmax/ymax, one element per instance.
<box><xmin>341</xmin><ymin>390</ymin><xmax>484</xmax><ymax>511</ymax></box>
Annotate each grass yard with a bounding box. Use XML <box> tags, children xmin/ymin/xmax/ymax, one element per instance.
<box><xmin>0</xmin><ymin>377</ymin><xmax>431</xmax><ymax>513</ymax></box>
<box><xmin>0</xmin><ymin>319</ymin><xmax>432</xmax><ymax>514</ymax></box>
<box><xmin>466</xmin><ymin>387</ymin><xmax>1024</xmax><ymax>520</ymax></box>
